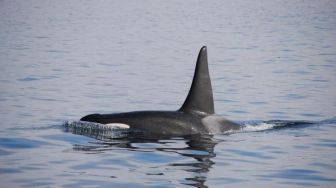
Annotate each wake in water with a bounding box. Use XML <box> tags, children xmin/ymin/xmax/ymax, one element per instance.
<box><xmin>237</xmin><ymin>120</ymin><xmax>314</xmax><ymax>133</ymax></box>
<box><xmin>236</xmin><ymin>117</ymin><xmax>336</xmax><ymax>133</ymax></box>
<box><xmin>63</xmin><ymin>118</ymin><xmax>336</xmax><ymax>140</ymax></box>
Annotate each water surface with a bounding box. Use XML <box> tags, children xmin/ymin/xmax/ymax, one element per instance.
<box><xmin>0</xmin><ymin>0</ymin><xmax>336</xmax><ymax>187</ymax></box>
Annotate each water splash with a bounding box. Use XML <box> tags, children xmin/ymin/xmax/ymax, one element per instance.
<box><xmin>241</xmin><ymin>122</ymin><xmax>278</xmax><ymax>132</ymax></box>
<box><xmin>218</xmin><ymin>122</ymin><xmax>278</xmax><ymax>134</ymax></box>
<box><xmin>64</xmin><ymin>121</ymin><xmax>131</xmax><ymax>140</ymax></box>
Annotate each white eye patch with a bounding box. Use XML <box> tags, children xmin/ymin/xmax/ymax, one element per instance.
<box><xmin>105</xmin><ymin>123</ymin><xmax>130</xmax><ymax>129</ymax></box>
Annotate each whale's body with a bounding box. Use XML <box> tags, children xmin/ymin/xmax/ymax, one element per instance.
<box><xmin>81</xmin><ymin>46</ymin><xmax>241</xmax><ymax>135</ymax></box>
<box><xmin>80</xmin><ymin>111</ymin><xmax>239</xmax><ymax>135</ymax></box>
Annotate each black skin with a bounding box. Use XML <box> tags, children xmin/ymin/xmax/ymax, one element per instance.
<box><xmin>80</xmin><ymin>111</ymin><xmax>240</xmax><ymax>136</ymax></box>
<box><xmin>80</xmin><ymin>111</ymin><xmax>209</xmax><ymax>135</ymax></box>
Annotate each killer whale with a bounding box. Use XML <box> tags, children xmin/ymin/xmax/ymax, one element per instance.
<box><xmin>80</xmin><ymin>46</ymin><xmax>241</xmax><ymax>135</ymax></box>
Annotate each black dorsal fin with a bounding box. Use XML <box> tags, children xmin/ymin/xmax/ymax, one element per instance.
<box><xmin>179</xmin><ymin>46</ymin><xmax>215</xmax><ymax>114</ymax></box>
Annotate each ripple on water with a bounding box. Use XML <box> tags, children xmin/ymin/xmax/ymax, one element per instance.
<box><xmin>134</xmin><ymin>151</ymin><xmax>182</xmax><ymax>164</ymax></box>
<box><xmin>0</xmin><ymin>168</ymin><xmax>22</xmax><ymax>174</ymax></box>
<box><xmin>41</xmin><ymin>133</ymin><xmax>95</xmax><ymax>145</ymax></box>
<box><xmin>17</xmin><ymin>77</ymin><xmax>40</xmax><ymax>82</ymax></box>
<box><xmin>315</xmin><ymin>139</ymin><xmax>336</xmax><ymax>148</ymax></box>
<box><xmin>281</xmin><ymin>94</ymin><xmax>305</xmax><ymax>100</ymax></box>
<box><xmin>225</xmin><ymin>149</ymin><xmax>275</xmax><ymax>160</ymax></box>
<box><xmin>0</xmin><ymin>149</ymin><xmax>13</xmax><ymax>156</ymax></box>
<box><xmin>0</xmin><ymin>138</ymin><xmax>47</xmax><ymax>149</ymax></box>
<box><xmin>260</xmin><ymin>169</ymin><xmax>336</xmax><ymax>182</ymax></box>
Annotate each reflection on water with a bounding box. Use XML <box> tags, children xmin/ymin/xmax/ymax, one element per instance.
<box><xmin>65</xmin><ymin>120</ymin><xmax>219</xmax><ymax>187</ymax></box>
<box><xmin>71</xmin><ymin>134</ymin><xmax>217</xmax><ymax>188</ymax></box>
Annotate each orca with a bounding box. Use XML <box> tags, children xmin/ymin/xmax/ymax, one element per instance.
<box><xmin>80</xmin><ymin>46</ymin><xmax>241</xmax><ymax>135</ymax></box>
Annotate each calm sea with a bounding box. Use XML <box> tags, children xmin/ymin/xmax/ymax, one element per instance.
<box><xmin>0</xmin><ymin>0</ymin><xmax>335</xmax><ymax>187</ymax></box>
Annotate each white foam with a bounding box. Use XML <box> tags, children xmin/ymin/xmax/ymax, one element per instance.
<box><xmin>220</xmin><ymin>122</ymin><xmax>277</xmax><ymax>134</ymax></box>
<box><xmin>241</xmin><ymin>122</ymin><xmax>276</xmax><ymax>132</ymax></box>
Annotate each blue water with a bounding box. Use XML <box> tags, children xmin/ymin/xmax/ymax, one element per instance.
<box><xmin>1</xmin><ymin>0</ymin><xmax>336</xmax><ymax>187</ymax></box>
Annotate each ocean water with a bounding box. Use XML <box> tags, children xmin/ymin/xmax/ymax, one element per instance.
<box><xmin>0</xmin><ymin>0</ymin><xmax>336</xmax><ymax>187</ymax></box>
